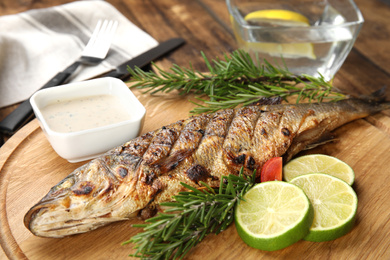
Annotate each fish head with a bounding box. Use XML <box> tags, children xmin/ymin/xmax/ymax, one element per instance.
<box><xmin>23</xmin><ymin>161</ymin><xmax>133</xmax><ymax>238</ymax></box>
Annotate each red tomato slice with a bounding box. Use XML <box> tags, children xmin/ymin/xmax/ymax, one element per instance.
<box><xmin>260</xmin><ymin>157</ymin><xmax>283</xmax><ymax>182</ymax></box>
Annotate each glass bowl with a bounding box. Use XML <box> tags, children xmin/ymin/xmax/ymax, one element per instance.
<box><xmin>226</xmin><ymin>0</ymin><xmax>364</xmax><ymax>81</ymax></box>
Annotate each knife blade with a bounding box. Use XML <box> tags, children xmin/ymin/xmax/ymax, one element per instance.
<box><xmin>0</xmin><ymin>38</ymin><xmax>185</xmax><ymax>135</ymax></box>
<box><xmin>104</xmin><ymin>37</ymin><xmax>185</xmax><ymax>79</ymax></box>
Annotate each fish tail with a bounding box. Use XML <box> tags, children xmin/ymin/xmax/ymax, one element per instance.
<box><xmin>355</xmin><ymin>86</ymin><xmax>390</xmax><ymax>110</ymax></box>
<box><xmin>359</xmin><ymin>86</ymin><xmax>387</xmax><ymax>102</ymax></box>
<box><xmin>342</xmin><ymin>86</ymin><xmax>390</xmax><ymax>115</ymax></box>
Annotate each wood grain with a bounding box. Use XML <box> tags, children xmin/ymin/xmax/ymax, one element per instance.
<box><xmin>352</xmin><ymin>0</ymin><xmax>390</xmax><ymax>75</ymax></box>
<box><xmin>1</xmin><ymin>0</ymin><xmax>390</xmax><ymax>259</ymax></box>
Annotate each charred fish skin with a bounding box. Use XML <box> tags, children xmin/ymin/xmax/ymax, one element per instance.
<box><xmin>24</xmin><ymin>98</ymin><xmax>390</xmax><ymax>238</ymax></box>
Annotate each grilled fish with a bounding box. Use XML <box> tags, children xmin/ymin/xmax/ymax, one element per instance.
<box><xmin>24</xmin><ymin>97</ymin><xmax>390</xmax><ymax>238</ymax></box>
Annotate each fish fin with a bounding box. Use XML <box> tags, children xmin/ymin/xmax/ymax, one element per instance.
<box><xmin>355</xmin><ymin>86</ymin><xmax>387</xmax><ymax>102</ymax></box>
<box><xmin>303</xmin><ymin>132</ymin><xmax>338</xmax><ymax>150</ymax></box>
<box><xmin>152</xmin><ymin>150</ymin><xmax>194</xmax><ymax>174</ymax></box>
<box><xmin>249</xmin><ymin>96</ymin><xmax>283</xmax><ymax>106</ymax></box>
<box><xmin>284</xmin><ymin>130</ymin><xmax>336</xmax><ymax>162</ymax></box>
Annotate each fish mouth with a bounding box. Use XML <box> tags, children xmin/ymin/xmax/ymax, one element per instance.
<box><xmin>24</xmin><ymin>204</ymin><xmax>48</xmax><ymax>231</ymax></box>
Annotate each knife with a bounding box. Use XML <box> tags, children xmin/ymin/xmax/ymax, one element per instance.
<box><xmin>105</xmin><ymin>38</ymin><xmax>185</xmax><ymax>79</ymax></box>
<box><xmin>0</xmin><ymin>38</ymin><xmax>185</xmax><ymax>135</ymax></box>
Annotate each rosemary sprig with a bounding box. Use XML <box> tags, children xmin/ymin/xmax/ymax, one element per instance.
<box><xmin>123</xmin><ymin>169</ymin><xmax>256</xmax><ymax>259</ymax></box>
<box><xmin>127</xmin><ymin>50</ymin><xmax>346</xmax><ymax>114</ymax></box>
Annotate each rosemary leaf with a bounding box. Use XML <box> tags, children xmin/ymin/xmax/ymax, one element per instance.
<box><xmin>127</xmin><ymin>49</ymin><xmax>347</xmax><ymax>114</ymax></box>
<box><xmin>124</xmin><ymin>168</ymin><xmax>256</xmax><ymax>259</ymax></box>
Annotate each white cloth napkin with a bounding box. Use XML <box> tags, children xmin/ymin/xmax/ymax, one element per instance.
<box><xmin>0</xmin><ymin>0</ymin><xmax>158</xmax><ymax>108</ymax></box>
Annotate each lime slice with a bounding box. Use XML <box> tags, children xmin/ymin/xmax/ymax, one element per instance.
<box><xmin>242</xmin><ymin>9</ymin><xmax>316</xmax><ymax>59</ymax></box>
<box><xmin>290</xmin><ymin>173</ymin><xmax>358</xmax><ymax>242</ymax></box>
<box><xmin>235</xmin><ymin>181</ymin><xmax>314</xmax><ymax>251</ymax></box>
<box><xmin>283</xmin><ymin>154</ymin><xmax>355</xmax><ymax>185</ymax></box>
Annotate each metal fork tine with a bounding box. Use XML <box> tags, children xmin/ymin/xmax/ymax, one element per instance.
<box><xmin>82</xmin><ymin>19</ymin><xmax>118</xmax><ymax>59</ymax></box>
<box><xmin>83</xmin><ymin>20</ymin><xmax>103</xmax><ymax>52</ymax></box>
<box><xmin>96</xmin><ymin>21</ymin><xmax>118</xmax><ymax>58</ymax></box>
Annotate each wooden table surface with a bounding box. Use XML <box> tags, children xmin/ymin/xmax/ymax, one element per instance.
<box><xmin>1</xmin><ymin>1</ymin><xmax>390</xmax><ymax>136</ymax></box>
<box><xmin>1</xmin><ymin>0</ymin><xmax>390</xmax><ymax>259</ymax></box>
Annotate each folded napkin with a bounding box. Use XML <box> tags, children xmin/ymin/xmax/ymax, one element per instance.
<box><xmin>0</xmin><ymin>0</ymin><xmax>158</xmax><ymax>108</ymax></box>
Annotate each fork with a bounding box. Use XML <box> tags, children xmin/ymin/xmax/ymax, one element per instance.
<box><xmin>50</xmin><ymin>19</ymin><xmax>119</xmax><ymax>85</ymax></box>
<box><xmin>0</xmin><ymin>20</ymin><xmax>118</xmax><ymax>135</ymax></box>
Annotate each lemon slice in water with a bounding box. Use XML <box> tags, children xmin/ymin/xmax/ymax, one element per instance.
<box><xmin>245</xmin><ymin>9</ymin><xmax>310</xmax><ymax>24</ymax></box>
<box><xmin>243</xmin><ymin>9</ymin><xmax>316</xmax><ymax>59</ymax></box>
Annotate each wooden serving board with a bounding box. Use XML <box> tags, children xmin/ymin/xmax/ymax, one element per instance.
<box><xmin>1</xmin><ymin>86</ymin><xmax>390</xmax><ymax>260</ymax></box>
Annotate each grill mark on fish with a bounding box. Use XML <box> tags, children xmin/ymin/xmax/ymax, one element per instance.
<box><xmin>191</xmin><ymin>108</ymin><xmax>235</xmax><ymax>182</ymax></box>
<box><xmin>72</xmin><ymin>181</ymin><xmax>94</xmax><ymax>196</ymax></box>
<box><xmin>24</xmin><ymin>98</ymin><xmax>390</xmax><ymax>238</ymax></box>
<box><xmin>246</xmin><ymin>156</ymin><xmax>256</xmax><ymax>170</ymax></box>
<box><xmin>98</xmin><ymin>159</ymin><xmax>121</xmax><ymax>183</ymax></box>
<box><xmin>251</xmin><ymin>109</ymin><xmax>284</xmax><ymax>170</ymax></box>
<box><xmin>140</xmin><ymin>120</ymin><xmax>185</xmax><ymax>175</ymax></box>
<box><xmin>144</xmin><ymin>171</ymin><xmax>156</xmax><ymax>185</ymax></box>
<box><xmin>281</xmin><ymin>127</ymin><xmax>291</xmax><ymax>136</ymax></box>
<box><xmin>114</xmin><ymin>131</ymin><xmax>155</xmax><ymax>157</ymax></box>
<box><xmin>138</xmin><ymin>177</ymin><xmax>164</xmax><ymax>220</ymax></box>
<box><xmin>146</xmin><ymin>109</ymin><xmax>236</xmax><ymax>211</ymax></box>
<box><xmin>118</xmin><ymin>167</ymin><xmax>128</xmax><ymax>178</ymax></box>
<box><xmin>151</xmin><ymin>114</ymin><xmax>211</xmax><ymax>178</ymax></box>
<box><xmin>186</xmin><ymin>164</ymin><xmax>210</xmax><ymax>184</ymax></box>
<box><xmin>223</xmin><ymin>106</ymin><xmax>262</xmax><ymax>175</ymax></box>
<box><xmin>127</xmin><ymin>121</ymin><xmax>190</xmax><ymax>219</ymax></box>
<box><xmin>138</xmin><ymin>205</ymin><xmax>158</xmax><ymax>220</ymax></box>
<box><xmin>99</xmin><ymin>153</ymin><xmax>142</xmax><ymax>187</ymax></box>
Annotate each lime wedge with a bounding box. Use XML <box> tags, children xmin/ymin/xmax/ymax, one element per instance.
<box><xmin>235</xmin><ymin>181</ymin><xmax>314</xmax><ymax>251</ymax></box>
<box><xmin>242</xmin><ymin>9</ymin><xmax>316</xmax><ymax>59</ymax></box>
<box><xmin>290</xmin><ymin>173</ymin><xmax>358</xmax><ymax>242</ymax></box>
<box><xmin>283</xmin><ymin>154</ymin><xmax>355</xmax><ymax>185</ymax></box>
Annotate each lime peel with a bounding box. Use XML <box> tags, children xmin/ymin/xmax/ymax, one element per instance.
<box><xmin>235</xmin><ymin>181</ymin><xmax>314</xmax><ymax>251</ymax></box>
<box><xmin>290</xmin><ymin>173</ymin><xmax>358</xmax><ymax>242</ymax></box>
<box><xmin>283</xmin><ymin>154</ymin><xmax>355</xmax><ymax>185</ymax></box>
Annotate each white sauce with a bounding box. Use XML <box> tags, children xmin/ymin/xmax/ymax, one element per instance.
<box><xmin>41</xmin><ymin>94</ymin><xmax>132</xmax><ymax>133</ymax></box>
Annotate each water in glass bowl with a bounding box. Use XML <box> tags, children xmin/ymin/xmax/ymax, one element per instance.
<box><xmin>229</xmin><ymin>0</ymin><xmax>363</xmax><ymax>81</ymax></box>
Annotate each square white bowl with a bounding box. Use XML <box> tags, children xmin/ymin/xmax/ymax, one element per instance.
<box><xmin>30</xmin><ymin>77</ymin><xmax>146</xmax><ymax>163</ymax></box>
